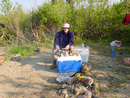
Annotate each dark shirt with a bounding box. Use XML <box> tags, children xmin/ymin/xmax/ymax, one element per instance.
<box><xmin>54</xmin><ymin>30</ymin><xmax>73</xmax><ymax>49</ymax></box>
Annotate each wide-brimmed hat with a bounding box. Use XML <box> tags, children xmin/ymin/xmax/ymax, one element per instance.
<box><xmin>62</xmin><ymin>23</ymin><xmax>70</xmax><ymax>28</ymax></box>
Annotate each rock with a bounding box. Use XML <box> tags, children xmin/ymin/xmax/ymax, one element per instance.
<box><xmin>81</xmin><ymin>86</ymin><xmax>88</xmax><ymax>92</ymax></box>
<box><xmin>81</xmin><ymin>76</ymin><xmax>94</xmax><ymax>87</ymax></box>
<box><xmin>92</xmin><ymin>93</ymin><xmax>101</xmax><ymax>98</ymax></box>
<box><xmin>68</xmin><ymin>93</ymin><xmax>73</xmax><ymax>97</ymax></box>
<box><xmin>66</xmin><ymin>86</ymin><xmax>72</xmax><ymax>95</ymax></box>
<box><xmin>100</xmin><ymin>84</ymin><xmax>109</xmax><ymax>90</ymax></box>
<box><xmin>71</xmin><ymin>84</ymin><xmax>82</xmax><ymax>96</ymax></box>
<box><xmin>78</xmin><ymin>95</ymin><xmax>88</xmax><ymax>98</ymax></box>
<box><xmin>87</xmin><ymin>77</ymin><xmax>93</xmax><ymax>87</ymax></box>
<box><xmin>64</xmin><ymin>94</ymin><xmax>69</xmax><ymax>98</ymax></box>
<box><xmin>58</xmin><ymin>89</ymin><xmax>62</xmax><ymax>94</ymax></box>
<box><xmin>62</xmin><ymin>84</ymin><xmax>67</xmax><ymax>89</ymax></box>
<box><xmin>84</xmin><ymin>90</ymin><xmax>92</xmax><ymax>98</ymax></box>
<box><xmin>0</xmin><ymin>56</ymin><xmax>5</xmax><ymax>64</ymax></box>
<box><xmin>92</xmin><ymin>83</ymin><xmax>99</xmax><ymax>91</ymax></box>
<box><xmin>62</xmin><ymin>89</ymin><xmax>68</xmax><ymax>95</ymax></box>
<box><xmin>67</xmin><ymin>77</ymin><xmax>79</xmax><ymax>85</ymax></box>
<box><xmin>71</xmin><ymin>95</ymin><xmax>77</xmax><ymax>98</ymax></box>
<box><xmin>78</xmin><ymin>90</ymin><xmax>92</xmax><ymax>98</ymax></box>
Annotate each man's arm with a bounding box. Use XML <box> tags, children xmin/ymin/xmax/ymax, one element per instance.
<box><xmin>54</xmin><ymin>32</ymin><xmax>60</xmax><ymax>49</ymax></box>
<box><xmin>68</xmin><ymin>31</ymin><xmax>73</xmax><ymax>46</ymax></box>
<box><xmin>65</xmin><ymin>31</ymin><xmax>73</xmax><ymax>50</ymax></box>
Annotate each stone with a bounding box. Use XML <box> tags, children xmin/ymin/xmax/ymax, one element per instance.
<box><xmin>67</xmin><ymin>77</ymin><xmax>79</xmax><ymax>85</ymax></box>
<box><xmin>81</xmin><ymin>86</ymin><xmax>88</xmax><ymax>92</ymax></box>
<box><xmin>71</xmin><ymin>84</ymin><xmax>82</xmax><ymax>96</ymax></box>
<box><xmin>86</xmin><ymin>77</ymin><xmax>93</xmax><ymax>87</ymax></box>
<box><xmin>64</xmin><ymin>94</ymin><xmax>69</xmax><ymax>98</ymax></box>
<box><xmin>62</xmin><ymin>84</ymin><xmax>67</xmax><ymax>89</ymax></box>
<box><xmin>81</xmin><ymin>76</ymin><xmax>94</xmax><ymax>87</ymax></box>
<box><xmin>0</xmin><ymin>56</ymin><xmax>5</xmax><ymax>64</ymax></box>
<box><xmin>78</xmin><ymin>89</ymin><xmax>92</xmax><ymax>98</ymax></box>
<box><xmin>78</xmin><ymin>95</ymin><xmax>88</xmax><ymax>98</ymax></box>
<box><xmin>62</xmin><ymin>89</ymin><xmax>68</xmax><ymax>95</ymax></box>
<box><xmin>84</xmin><ymin>90</ymin><xmax>92</xmax><ymax>98</ymax></box>
<box><xmin>92</xmin><ymin>93</ymin><xmax>101</xmax><ymax>98</ymax></box>
<box><xmin>58</xmin><ymin>89</ymin><xmax>62</xmax><ymax>94</ymax></box>
<box><xmin>71</xmin><ymin>95</ymin><xmax>77</xmax><ymax>98</ymax></box>
<box><xmin>92</xmin><ymin>83</ymin><xmax>99</xmax><ymax>91</ymax></box>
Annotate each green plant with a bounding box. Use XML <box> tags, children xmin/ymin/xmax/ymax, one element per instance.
<box><xmin>0</xmin><ymin>0</ymin><xmax>130</xmax><ymax>45</ymax></box>
<box><xmin>6</xmin><ymin>43</ymin><xmax>37</xmax><ymax>60</ymax></box>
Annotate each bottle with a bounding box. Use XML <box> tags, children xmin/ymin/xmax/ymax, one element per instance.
<box><xmin>81</xmin><ymin>43</ymin><xmax>84</xmax><ymax>48</ymax></box>
<box><xmin>111</xmin><ymin>49</ymin><xmax>115</xmax><ymax>57</ymax></box>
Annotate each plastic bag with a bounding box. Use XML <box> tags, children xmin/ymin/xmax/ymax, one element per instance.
<box><xmin>123</xmin><ymin>58</ymin><xmax>130</xmax><ymax>65</ymax></box>
<box><xmin>110</xmin><ymin>41</ymin><xmax>116</xmax><ymax>47</ymax></box>
<box><xmin>115</xmin><ymin>41</ymin><xmax>121</xmax><ymax>47</ymax></box>
<box><xmin>110</xmin><ymin>40</ymin><xmax>121</xmax><ymax>47</ymax></box>
<box><xmin>56</xmin><ymin>74</ymin><xmax>70</xmax><ymax>84</ymax></box>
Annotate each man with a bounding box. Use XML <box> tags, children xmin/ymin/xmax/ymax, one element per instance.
<box><xmin>52</xmin><ymin>23</ymin><xmax>74</xmax><ymax>68</ymax></box>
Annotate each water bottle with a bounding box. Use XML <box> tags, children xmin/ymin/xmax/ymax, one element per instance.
<box><xmin>111</xmin><ymin>49</ymin><xmax>115</xmax><ymax>57</ymax></box>
<box><xmin>81</xmin><ymin>43</ymin><xmax>84</xmax><ymax>48</ymax></box>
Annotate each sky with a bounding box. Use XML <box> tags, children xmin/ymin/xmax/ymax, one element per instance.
<box><xmin>0</xmin><ymin>0</ymin><xmax>121</xmax><ymax>11</ymax></box>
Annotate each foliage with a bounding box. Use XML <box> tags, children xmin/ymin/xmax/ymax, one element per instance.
<box><xmin>0</xmin><ymin>0</ymin><xmax>130</xmax><ymax>46</ymax></box>
<box><xmin>0</xmin><ymin>0</ymin><xmax>13</xmax><ymax>14</ymax></box>
<box><xmin>6</xmin><ymin>43</ymin><xmax>37</xmax><ymax>60</ymax></box>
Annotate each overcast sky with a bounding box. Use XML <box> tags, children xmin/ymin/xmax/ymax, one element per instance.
<box><xmin>0</xmin><ymin>0</ymin><xmax>121</xmax><ymax>11</ymax></box>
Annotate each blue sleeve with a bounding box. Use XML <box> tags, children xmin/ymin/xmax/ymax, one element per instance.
<box><xmin>54</xmin><ymin>32</ymin><xmax>60</xmax><ymax>48</ymax></box>
<box><xmin>68</xmin><ymin>31</ymin><xmax>73</xmax><ymax>46</ymax></box>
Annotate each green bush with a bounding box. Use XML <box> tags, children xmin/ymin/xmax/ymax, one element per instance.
<box><xmin>0</xmin><ymin>0</ymin><xmax>130</xmax><ymax>45</ymax></box>
<box><xmin>6</xmin><ymin>43</ymin><xmax>37</xmax><ymax>60</ymax></box>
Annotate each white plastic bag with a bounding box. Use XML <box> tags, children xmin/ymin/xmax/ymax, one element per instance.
<box><xmin>56</xmin><ymin>74</ymin><xmax>70</xmax><ymax>83</ymax></box>
<box><xmin>123</xmin><ymin>58</ymin><xmax>130</xmax><ymax>65</ymax></box>
<box><xmin>110</xmin><ymin>40</ymin><xmax>121</xmax><ymax>47</ymax></box>
<box><xmin>110</xmin><ymin>41</ymin><xmax>116</xmax><ymax>47</ymax></box>
<box><xmin>115</xmin><ymin>41</ymin><xmax>121</xmax><ymax>47</ymax></box>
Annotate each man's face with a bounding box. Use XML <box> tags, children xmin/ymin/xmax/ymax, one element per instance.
<box><xmin>63</xmin><ymin>28</ymin><xmax>69</xmax><ymax>33</ymax></box>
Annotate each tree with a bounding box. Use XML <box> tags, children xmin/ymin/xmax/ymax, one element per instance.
<box><xmin>51</xmin><ymin>0</ymin><xmax>57</xmax><ymax>4</ymax></box>
<box><xmin>0</xmin><ymin>0</ymin><xmax>13</xmax><ymax>14</ymax></box>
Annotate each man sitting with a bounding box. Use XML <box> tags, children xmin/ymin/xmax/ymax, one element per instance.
<box><xmin>52</xmin><ymin>23</ymin><xmax>74</xmax><ymax>68</ymax></box>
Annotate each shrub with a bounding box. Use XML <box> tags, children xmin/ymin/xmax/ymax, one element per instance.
<box><xmin>6</xmin><ymin>43</ymin><xmax>37</xmax><ymax>60</ymax></box>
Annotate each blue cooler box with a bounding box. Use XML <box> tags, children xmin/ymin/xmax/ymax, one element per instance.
<box><xmin>57</xmin><ymin>55</ymin><xmax>82</xmax><ymax>73</ymax></box>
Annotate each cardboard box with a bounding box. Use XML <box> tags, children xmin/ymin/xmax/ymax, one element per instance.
<box><xmin>57</xmin><ymin>55</ymin><xmax>82</xmax><ymax>73</ymax></box>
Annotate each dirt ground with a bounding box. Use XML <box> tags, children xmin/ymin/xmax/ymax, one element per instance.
<box><xmin>0</xmin><ymin>44</ymin><xmax>130</xmax><ymax>98</ymax></box>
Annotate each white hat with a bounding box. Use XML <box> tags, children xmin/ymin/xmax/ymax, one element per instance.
<box><xmin>62</xmin><ymin>23</ymin><xmax>70</xmax><ymax>28</ymax></box>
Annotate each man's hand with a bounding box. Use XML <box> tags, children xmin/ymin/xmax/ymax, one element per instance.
<box><xmin>65</xmin><ymin>45</ymin><xmax>70</xmax><ymax>50</ymax></box>
<box><xmin>56</xmin><ymin>45</ymin><xmax>59</xmax><ymax>49</ymax></box>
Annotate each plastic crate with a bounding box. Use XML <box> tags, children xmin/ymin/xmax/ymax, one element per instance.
<box><xmin>74</xmin><ymin>47</ymin><xmax>89</xmax><ymax>63</ymax></box>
